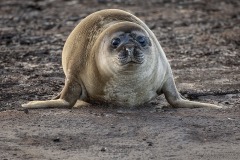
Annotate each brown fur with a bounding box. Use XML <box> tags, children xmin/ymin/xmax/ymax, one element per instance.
<box><xmin>22</xmin><ymin>9</ymin><xmax>222</xmax><ymax>109</ymax></box>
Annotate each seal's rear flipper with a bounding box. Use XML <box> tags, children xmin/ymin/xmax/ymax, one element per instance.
<box><xmin>22</xmin><ymin>76</ymin><xmax>82</xmax><ymax>109</ymax></box>
<box><xmin>162</xmin><ymin>76</ymin><xmax>222</xmax><ymax>109</ymax></box>
<box><xmin>22</xmin><ymin>99</ymin><xmax>70</xmax><ymax>109</ymax></box>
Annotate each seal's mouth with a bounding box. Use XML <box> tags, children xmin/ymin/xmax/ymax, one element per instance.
<box><xmin>117</xmin><ymin>47</ymin><xmax>144</xmax><ymax>66</ymax></box>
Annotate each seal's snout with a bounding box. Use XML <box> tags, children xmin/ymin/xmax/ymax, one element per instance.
<box><xmin>118</xmin><ymin>44</ymin><xmax>144</xmax><ymax>65</ymax></box>
<box><xmin>125</xmin><ymin>45</ymin><xmax>135</xmax><ymax>57</ymax></box>
<box><xmin>110</xmin><ymin>32</ymin><xmax>150</xmax><ymax>66</ymax></box>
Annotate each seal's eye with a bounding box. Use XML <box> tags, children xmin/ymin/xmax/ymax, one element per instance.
<box><xmin>111</xmin><ymin>38</ymin><xmax>121</xmax><ymax>48</ymax></box>
<box><xmin>137</xmin><ymin>36</ymin><xmax>147</xmax><ymax>47</ymax></box>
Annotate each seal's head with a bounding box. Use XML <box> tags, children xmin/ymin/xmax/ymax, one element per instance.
<box><xmin>95</xmin><ymin>22</ymin><xmax>152</xmax><ymax>75</ymax></box>
<box><xmin>109</xmin><ymin>30</ymin><xmax>151</xmax><ymax>66</ymax></box>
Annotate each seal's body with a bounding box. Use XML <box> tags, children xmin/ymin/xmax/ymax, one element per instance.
<box><xmin>22</xmin><ymin>9</ymin><xmax>221</xmax><ymax>109</ymax></box>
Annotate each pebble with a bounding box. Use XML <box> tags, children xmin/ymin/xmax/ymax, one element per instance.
<box><xmin>224</xmin><ymin>101</ymin><xmax>230</xmax><ymax>105</ymax></box>
<box><xmin>24</xmin><ymin>109</ymin><xmax>29</xmax><ymax>114</ymax></box>
<box><xmin>147</xmin><ymin>141</ymin><xmax>153</xmax><ymax>146</ymax></box>
<box><xmin>100</xmin><ymin>147</ymin><xmax>107</xmax><ymax>152</ymax></box>
<box><xmin>53</xmin><ymin>137</ymin><xmax>60</xmax><ymax>142</ymax></box>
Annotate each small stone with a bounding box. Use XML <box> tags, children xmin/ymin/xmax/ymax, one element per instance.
<box><xmin>147</xmin><ymin>141</ymin><xmax>153</xmax><ymax>146</ymax></box>
<box><xmin>24</xmin><ymin>109</ymin><xmax>29</xmax><ymax>114</ymax></box>
<box><xmin>224</xmin><ymin>101</ymin><xmax>230</xmax><ymax>104</ymax></box>
<box><xmin>100</xmin><ymin>147</ymin><xmax>107</xmax><ymax>152</ymax></box>
<box><xmin>111</xmin><ymin>125</ymin><xmax>115</xmax><ymax>128</ymax></box>
<box><xmin>53</xmin><ymin>137</ymin><xmax>60</xmax><ymax>142</ymax></box>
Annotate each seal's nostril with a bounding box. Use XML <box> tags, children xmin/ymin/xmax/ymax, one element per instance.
<box><xmin>125</xmin><ymin>47</ymin><xmax>134</xmax><ymax>56</ymax></box>
<box><xmin>118</xmin><ymin>50</ymin><xmax>128</xmax><ymax>59</ymax></box>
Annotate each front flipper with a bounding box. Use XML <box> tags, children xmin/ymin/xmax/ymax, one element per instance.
<box><xmin>73</xmin><ymin>100</ymin><xmax>91</xmax><ymax>108</ymax></box>
<box><xmin>22</xmin><ymin>77</ymin><xmax>83</xmax><ymax>109</ymax></box>
<box><xmin>162</xmin><ymin>76</ymin><xmax>222</xmax><ymax>109</ymax></box>
<box><xmin>22</xmin><ymin>99</ymin><xmax>70</xmax><ymax>109</ymax></box>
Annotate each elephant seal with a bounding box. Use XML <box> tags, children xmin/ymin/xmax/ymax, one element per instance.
<box><xmin>22</xmin><ymin>9</ymin><xmax>221</xmax><ymax>109</ymax></box>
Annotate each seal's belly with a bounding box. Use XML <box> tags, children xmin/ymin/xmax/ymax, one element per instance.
<box><xmin>100</xmin><ymin>76</ymin><xmax>158</xmax><ymax>106</ymax></box>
